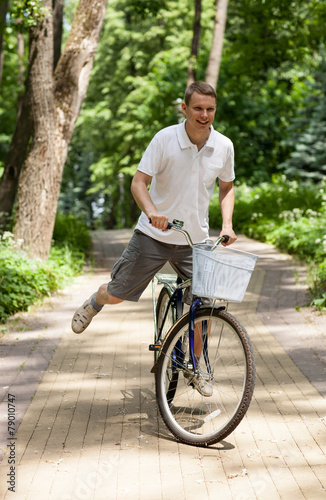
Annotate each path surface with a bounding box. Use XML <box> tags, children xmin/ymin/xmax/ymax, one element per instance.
<box><xmin>0</xmin><ymin>230</ymin><xmax>325</xmax><ymax>500</ymax></box>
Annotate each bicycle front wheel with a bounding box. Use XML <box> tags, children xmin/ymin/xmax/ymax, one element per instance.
<box><xmin>156</xmin><ymin>307</ymin><xmax>255</xmax><ymax>446</ymax></box>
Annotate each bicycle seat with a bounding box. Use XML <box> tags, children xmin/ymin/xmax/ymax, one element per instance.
<box><xmin>155</xmin><ymin>273</ymin><xmax>178</xmax><ymax>285</ymax></box>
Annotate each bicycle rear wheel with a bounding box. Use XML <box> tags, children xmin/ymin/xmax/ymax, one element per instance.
<box><xmin>156</xmin><ymin>307</ymin><xmax>255</xmax><ymax>446</ymax></box>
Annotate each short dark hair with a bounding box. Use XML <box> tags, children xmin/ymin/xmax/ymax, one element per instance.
<box><xmin>184</xmin><ymin>81</ymin><xmax>217</xmax><ymax>105</ymax></box>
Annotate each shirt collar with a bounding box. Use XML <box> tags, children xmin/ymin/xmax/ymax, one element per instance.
<box><xmin>176</xmin><ymin>120</ymin><xmax>215</xmax><ymax>150</ymax></box>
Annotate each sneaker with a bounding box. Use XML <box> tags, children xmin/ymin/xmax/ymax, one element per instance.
<box><xmin>184</xmin><ymin>367</ymin><xmax>213</xmax><ymax>397</ymax></box>
<box><xmin>71</xmin><ymin>293</ymin><xmax>99</xmax><ymax>334</ymax></box>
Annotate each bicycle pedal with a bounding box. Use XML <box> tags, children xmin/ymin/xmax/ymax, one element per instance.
<box><xmin>149</xmin><ymin>343</ymin><xmax>162</xmax><ymax>352</ymax></box>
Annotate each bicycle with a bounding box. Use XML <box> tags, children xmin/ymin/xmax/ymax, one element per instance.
<box><xmin>149</xmin><ymin>220</ymin><xmax>257</xmax><ymax>447</ymax></box>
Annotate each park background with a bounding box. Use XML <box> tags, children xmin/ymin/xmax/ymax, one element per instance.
<box><xmin>0</xmin><ymin>0</ymin><xmax>325</xmax><ymax>323</ymax></box>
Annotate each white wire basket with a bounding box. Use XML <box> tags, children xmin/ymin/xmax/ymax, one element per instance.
<box><xmin>192</xmin><ymin>245</ymin><xmax>258</xmax><ymax>302</ymax></box>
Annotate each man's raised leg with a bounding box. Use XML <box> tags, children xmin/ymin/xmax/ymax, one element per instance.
<box><xmin>71</xmin><ymin>283</ymin><xmax>123</xmax><ymax>334</ymax></box>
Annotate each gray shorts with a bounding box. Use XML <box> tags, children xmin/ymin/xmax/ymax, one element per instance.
<box><xmin>107</xmin><ymin>230</ymin><xmax>192</xmax><ymax>302</ymax></box>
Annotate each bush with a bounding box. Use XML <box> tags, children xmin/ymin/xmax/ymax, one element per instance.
<box><xmin>210</xmin><ymin>175</ymin><xmax>323</xmax><ymax>232</ymax></box>
<box><xmin>52</xmin><ymin>213</ymin><xmax>92</xmax><ymax>253</ymax></box>
<box><xmin>209</xmin><ymin>175</ymin><xmax>326</xmax><ymax>309</ymax></box>
<box><xmin>0</xmin><ymin>214</ymin><xmax>91</xmax><ymax>324</ymax></box>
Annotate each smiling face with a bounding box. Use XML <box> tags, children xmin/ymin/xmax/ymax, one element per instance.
<box><xmin>181</xmin><ymin>92</ymin><xmax>216</xmax><ymax>138</ymax></box>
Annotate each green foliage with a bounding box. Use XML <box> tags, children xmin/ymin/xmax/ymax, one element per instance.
<box><xmin>60</xmin><ymin>0</ymin><xmax>326</xmax><ymax>227</ymax></box>
<box><xmin>210</xmin><ymin>0</ymin><xmax>326</xmax><ymax>181</ymax></box>
<box><xmin>209</xmin><ymin>175</ymin><xmax>326</xmax><ymax>309</ymax></box>
<box><xmin>52</xmin><ymin>213</ymin><xmax>92</xmax><ymax>254</ymax></box>
<box><xmin>216</xmin><ymin>53</ymin><xmax>326</xmax><ymax>182</ymax></box>
<box><xmin>0</xmin><ymin>27</ymin><xmax>27</xmax><ymax>172</ymax></box>
<box><xmin>225</xmin><ymin>0</ymin><xmax>324</xmax><ymax>79</ymax></box>
<box><xmin>210</xmin><ymin>175</ymin><xmax>323</xmax><ymax>232</ymax></box>
<box><xmin>47</xmin><ymin>245</ymin><xmax>85</xmax><ymax>277</ymax></box>
<box><xmin>215</xmin><ymin>69</ymin><xmax>304</xmax><ymax>181</ymax></box>
<box><xmin>0</xmin><ymin>214</ymin><xmax>91</xmax><ymax>323</ymax></box>
<box><xmin>278</xmin><ymin>58</ymin><xmax>326</xmax><ymax>181</ymax></box>
<box><xmin>11</xmin><ymin>0</ymin><xmax>47</xmax><ymax>31</ymax></box>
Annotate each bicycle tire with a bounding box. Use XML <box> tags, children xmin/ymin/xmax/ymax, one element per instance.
<box><xmin>155</xmin><ymin>307</ymin><xmax>255</xmax><ymax>446</ymax></box>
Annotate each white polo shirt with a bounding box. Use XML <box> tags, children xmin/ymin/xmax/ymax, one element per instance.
<box><xmin>135</xmin><ymin>120</ymin><xmax>235</xmax><ymax>245</ymax></box>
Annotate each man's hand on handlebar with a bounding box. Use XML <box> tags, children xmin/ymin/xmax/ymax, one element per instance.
<box><xmin>148</xmin><ymin>213</ymin><xmax>169</xmax><ymax>231</ymax></box>
<box><xmin>219</xmin><ymin>227</ymin><xmax>237</xmax><ymax>247</ymax></box>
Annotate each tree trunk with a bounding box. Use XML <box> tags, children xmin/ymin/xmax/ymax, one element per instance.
<box><xmin>0</xmin><ymin>0</ymin><xmax>65</xmax><ymax>230</ymax></box>
<box><xmin>13</xmin><ymin>0</ymin><xmax>108</xmax><ymax>259</ymax></box>
<box><xmin>54</xmin><ymin>0</ymin><xmax>108</xmax><ymax>150</ymax></box>
<box><xmin>0</xmin><ymin>0</ymin><xmax>9</xmax><ymax>87</ymax></box>
<box><xmin>205</xmin><ymin>0</ymin><xmax>228</xmax><ymax>89</ymax></box>
<box><xmin>13</xmin><ymin>0</ymin><xmax>56</xmax><ymax>256</ymax></box>
<box><xmin>53</xmin><ymin>0</ymin><xmax>64</xmax><ymax>71</ymax></box>
<box><xmin>187</xmin><ymin>0</ymin><xmax>201</xmax><ymax>87</ymax></box>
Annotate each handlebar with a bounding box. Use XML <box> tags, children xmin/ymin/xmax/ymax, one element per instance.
<box><xmin>150</xmin><ymin>218</ymin><xmax>229</xmax><ymax>249</ymax></box>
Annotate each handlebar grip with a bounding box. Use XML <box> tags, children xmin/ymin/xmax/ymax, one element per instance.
<box><xmin>149</xmin><ymin>218</ymin><xmax>173</xmax><ymax>230</ymax></box>
<box><xmin>222</xmin><ymin>235</ymin><xmax>229</xmax><ymax>243</ymax></box>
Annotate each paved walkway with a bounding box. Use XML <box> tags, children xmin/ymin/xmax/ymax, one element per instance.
<box><xmin>0</xmin><ymin>230</ymin><xmax>325</xmax><ymax>500</ymax></box>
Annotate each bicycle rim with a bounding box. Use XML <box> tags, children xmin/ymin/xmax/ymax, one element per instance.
<box><xmin>156</xmin><ymin>307</ymin><xmax>255</xmax><ymax>446</ymax></box>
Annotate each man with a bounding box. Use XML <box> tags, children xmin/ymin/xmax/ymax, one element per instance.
<box><xmin>71</xmin><ymin>81</ymin><xmax>237</xmax><ymax>394</ymax></box>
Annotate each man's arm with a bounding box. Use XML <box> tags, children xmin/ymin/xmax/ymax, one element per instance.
<box><xmin>131</xmin><ymin>170</ymin><xmax>169</xmax><ymax>230</ymax></box>
<box><xmin>218</xmin><ymin>180</ymin><xmax>237</xmax><ymax>246</ymax></box>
